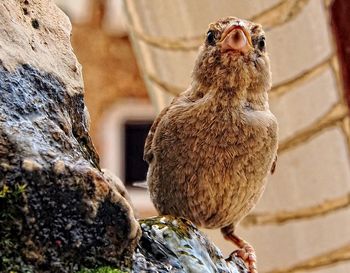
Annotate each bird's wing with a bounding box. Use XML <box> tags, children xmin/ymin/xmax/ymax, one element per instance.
<box><xmin>144</xmin><ymin>98</ymin><xmax>177</xmax><ymax>163</ymax></box>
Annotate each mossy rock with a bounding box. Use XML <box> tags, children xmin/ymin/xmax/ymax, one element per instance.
<box><xmin>79</xmin><ymin>267</ymin><xmax>127</xmax><ymax>273</ymax></box>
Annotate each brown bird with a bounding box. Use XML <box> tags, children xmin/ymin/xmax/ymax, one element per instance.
<box><xmin>144</xmin><ymin>16</ymin><xmax>278</xmax><ymax>273</ymax></box>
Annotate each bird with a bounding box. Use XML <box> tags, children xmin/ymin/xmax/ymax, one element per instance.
<box><xmin>144</xmin><ymin>16</ymin><xmax>278</xmax><ymax>273</ymax></box>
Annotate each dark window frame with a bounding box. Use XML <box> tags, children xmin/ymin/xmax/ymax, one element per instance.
<box><xmin>123</xmin><ymin>120</ymin><xmax>153</xmax><ymax>185</ymax></box>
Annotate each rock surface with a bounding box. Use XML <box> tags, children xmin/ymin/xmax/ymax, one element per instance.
<box><xmin>133</xmin><ymin>216</ymin><xmax>248</xmax><ymax>273</ymax></box>
<box><xmin>0</xmin><ymin>1</ymin><xmax>140</xmax><ymax>272</ymax></box>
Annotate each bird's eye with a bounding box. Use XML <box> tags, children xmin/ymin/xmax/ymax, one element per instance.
<box><xmin>258</xmin><ymin>37</ymin><xmax>266</xmax><ymax>51</ymax></box>
<box><xmin>206</xmin><ymin>31</ymin><xmax>216</xmax><ymax>45</ymax></box>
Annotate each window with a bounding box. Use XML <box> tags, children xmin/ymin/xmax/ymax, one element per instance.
<box><xmin>124</xmin><ymin>120</ymin><xmax>153</xmax><ymax>185</ymax></box>
<box><xmin>99</xmin><ymin>100</ymin><xmax>156</xmax><ymax>216</ymax></box>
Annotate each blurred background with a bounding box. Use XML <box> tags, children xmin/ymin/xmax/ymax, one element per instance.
<box><xmin>55</xmin><ymin>0</ymin><xmax>350</xmax><ymax>272</ymax></box>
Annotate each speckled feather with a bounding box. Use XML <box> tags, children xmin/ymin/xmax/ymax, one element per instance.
<box><xmin>144</xmin><ymin>17</ymin><xmax>278</xmax><ymax>236</ymax></box>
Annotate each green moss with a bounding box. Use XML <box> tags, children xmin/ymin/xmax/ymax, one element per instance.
<box><xmin>78</xmin><ymin>267</ymin><xmax>127</xmax><ymax>273</ymax></box>
<box><xmin>139</xmin><ymin>215</ymin><xmax>197</xmax><ymax>239</ymax></box>
<box><xmin>0</xmin><ymin>183</ymin><xmax>31</xmax><ymax>272</ymax></box>
<box><xmin>0</xmin><ymin>183</ymin><xmax>26</xmax><ymax>198</ymax></box>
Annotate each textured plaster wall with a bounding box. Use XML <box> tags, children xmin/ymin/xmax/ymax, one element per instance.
<box><xmin>68</xmin><ymin>3</ymin><xmax>149</xmax><ymax>153</ymax></box>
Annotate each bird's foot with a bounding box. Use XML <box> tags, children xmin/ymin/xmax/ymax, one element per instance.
<box><xmin>229</xmin><ymin>246</ymin><xmax>257</xmax><ymax>273</ymax></box>
<box><xmin>225</xmin><ymin>234</ymin><xmax>258</xmax><ymax>273</ymax></box>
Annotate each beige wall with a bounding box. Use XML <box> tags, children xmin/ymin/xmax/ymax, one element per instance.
<box><xmin>54</xmin><ymin>0</ymin><xmax>149</xmax><ymax>154</ymax></box>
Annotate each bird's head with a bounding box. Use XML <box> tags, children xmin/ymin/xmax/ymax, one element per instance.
<box><xmin>192</xmin><ymin>17</ymin><xmax>271</xmax><ymax>96</ymax></box>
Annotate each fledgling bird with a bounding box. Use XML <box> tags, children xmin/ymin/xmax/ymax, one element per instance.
<box><xmin>144</xmin><ymin>16</ymin><xmax>278</xmax><ymax>273</ymax></box>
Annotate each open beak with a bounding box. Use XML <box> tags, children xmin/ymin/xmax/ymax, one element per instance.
<box><xmin>220</xmin><ymin>24</ymin><xmax>253</xmax><ymax>54</ymax></box>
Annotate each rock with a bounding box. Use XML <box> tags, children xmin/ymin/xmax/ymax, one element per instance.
<box><xmin>133</xmin><ymin>216</ymin><xmax>248</xmax><ymax>273</ymax></box>
<box><xmin>0</xmin><ymin>1</ymin><xmax>140</xmax><ymax>272</ymax></box>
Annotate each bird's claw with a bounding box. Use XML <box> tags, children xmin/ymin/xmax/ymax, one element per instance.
<box><xmin>229</xmin><ymin>243</ymin><xmax>258</xmax><ymax>273</ymax></box>
<box><xmin>224</xmin><ymin>233</ymin><xmax>258</xmax><ymax>273</ymax></box>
